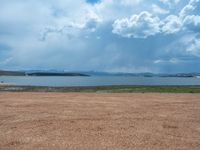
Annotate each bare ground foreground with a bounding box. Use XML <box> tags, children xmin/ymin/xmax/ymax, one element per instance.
<box><xmin>0</xmin><ymin>92</ymin><xmax>200</xmax><ymax>150</ymax></box>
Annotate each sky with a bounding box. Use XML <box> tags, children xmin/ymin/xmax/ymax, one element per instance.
<box><xmin>0</xmin><ymin>0</ymin><xmax>200</xmax><ymax>73</ymax></box>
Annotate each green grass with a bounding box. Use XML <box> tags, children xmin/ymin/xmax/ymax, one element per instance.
<box><xmin>1</xmin><ymin>85</ymin><xmax>200</xmax><ymax>93</ymax></box>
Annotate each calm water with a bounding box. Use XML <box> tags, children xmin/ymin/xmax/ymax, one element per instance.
<box><xmin>1</xmin><ymin>76</ymin><xmax>200</xmax><ymax>87</ymax></box>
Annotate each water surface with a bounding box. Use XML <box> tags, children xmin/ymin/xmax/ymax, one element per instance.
<box><xmin>1</xmin><ymin>76</ymin><xmax>200</xmax><ymax>87</ymax></box>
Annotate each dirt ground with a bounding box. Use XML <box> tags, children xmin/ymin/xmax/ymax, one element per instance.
<box><xmin>0</xmin><ymin>92</ymin><xmax>200</xmax><ymax>150</ymax></box>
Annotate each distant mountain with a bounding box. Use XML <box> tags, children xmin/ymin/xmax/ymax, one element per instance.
<box><xmin>0</xmin><ymin>70</ymin><xmax>89</xmax><ymax>76</ymax></box>
<box><xmin>159</xmin><ymin>73</ymin><xmax>200</xmax><ymax>78</ymax></box>
<box><xmin>27</xmin><ymin>72</ymin><xmax>89</xmax><ymax>76</ymax></box>
<box><xmin>0</xmin><ymin>70</ymin><xmax>25</xmax><ymax>76</ymax></box>
<box><xmin>82</xmin><ymin>71</ymin><xmax>200</xmax><ymax>78</ymax></box>
<box><xmin>1</xmin><ymin>70</ymin><xmax>200</xmax><ymax>78</ymax></box>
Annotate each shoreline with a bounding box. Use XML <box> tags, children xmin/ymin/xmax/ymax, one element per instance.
<box><xmin>1</xmin><ymin>85</ymin><xmax>200</xmax><ymax>93</ymax></box>
<box><xmin>0</xmin><ymin>82</ymin><xmax>15</xmax><ymax>86</ymax></box>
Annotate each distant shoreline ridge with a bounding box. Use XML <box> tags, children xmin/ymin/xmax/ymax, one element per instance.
<box><xmin>0</xmin><ymin>70</ymin><xmax>200</xmax><ymax>77</ymax></box>
<box><xmin>0</xmin><ymin>70</ymin><xmax>89</xmax><ymax>77</ymax></box>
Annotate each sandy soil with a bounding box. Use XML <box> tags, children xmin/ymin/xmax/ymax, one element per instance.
<box><xmin>0</xmin><ymin>92</ymin><xmax>200</xmax><ymax>150</ymax></box>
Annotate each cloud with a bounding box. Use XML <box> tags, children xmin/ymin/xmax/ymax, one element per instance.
<box><xmin>39</xmin><ymin>11</ymin><xmax>101</xmax><ymax>41</ymax></box>
<box><xmin>185</xmin><ymin>35</ymin><xmax>200</xmax><ymax>57</ymax></box>
<box><xmin>112</xmin><ymin>0</ymin><xmax>200</xmax><ymax>38</ymax></box>
<box><xmin>183</xmin><ymin>15</ymin><xmax>200</xmax><ymax>32</ymax></box>
<box><xmin>154</xmin><ymin>58</ymin><xmax>180</xmax><ymax>64</ymax></box>
<box><xmin>152</xmin><ymin>4</ymin><xmax>169</xmax><ymax>14</ymax></box>
<box><xmin>112</xmin><ymin>11</ymin><xmax>161</xmax><ymax>38</ymax></box>
<box><xmin>179</xmin><ymin>0</ymin><xmax>199</xmax><ymax>18</ymax></box>
<box><xmin>0</xmin><ymin>0</ymin><xmax>200</xmax><ymax>73</ymax></box>
<box><xmin>162</xmin><ymin>15</ymin><xmax>182</xmax><ymax>34</ymax></box>
<box><xmin>159</xmin><ymin>0</ymin><xmax>180</xmax><ymax>6</ymax></box>
<box><xmin>163</xmin><ymin>33</ymin><xmax>200</xmax><ymax>58</ymax></box>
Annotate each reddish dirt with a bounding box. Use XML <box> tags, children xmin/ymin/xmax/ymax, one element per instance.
<box><xmin>0</xmin><ymin>92</ymin><xmax>200</xmax><ymax>150</ymax></box>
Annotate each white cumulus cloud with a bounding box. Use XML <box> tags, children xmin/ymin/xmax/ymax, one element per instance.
<box><xmin>112</xmin><ymin>11</ymin><xmax>161</xmax><ymax>38</ymax></box>
<box><xmin>152</xmin><ymin>4</ymin><xmax>169</xmax><ymax>14</ymax></box>
<box><xmin>179</xmin><ymin>0</ymin><xmax>199</xmax><ymax>18</ymax></box>
<box><xmin>162</xmin><ymin>15</ymin><xmax>182</xmax><ymax>34</ymax></box>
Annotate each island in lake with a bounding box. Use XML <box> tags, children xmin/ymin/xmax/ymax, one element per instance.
<box><xmin>0</xmin><ymin>70</ymin><xmax>89</xmax><ymax>76</ymax></box>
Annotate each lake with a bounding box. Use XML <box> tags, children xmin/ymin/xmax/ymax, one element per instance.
<box><xmin>1</xmin><ymin>76</ymin><xmax>200</xmax><ymax>87</ymax></box>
